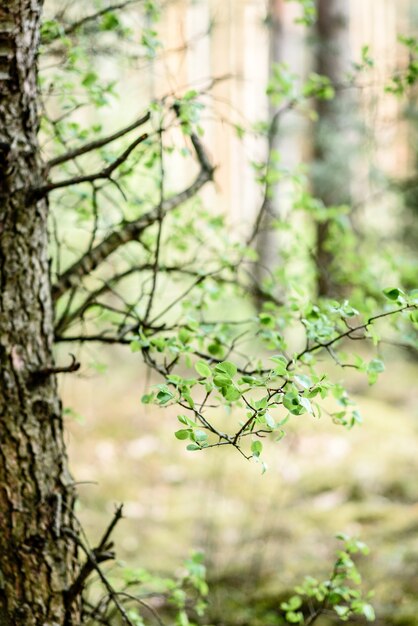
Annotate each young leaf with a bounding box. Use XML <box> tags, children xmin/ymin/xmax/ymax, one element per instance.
<box><xmin>175</xmin><ymin>429</ymin><xmax>191</xmax><ymax>440</ymax></box>
<box><xmin>214</xmin><ymin>361</ymin><xmax>237</xmax><ymax>378</ymax></box>
<box><xmin>383</xmin><ymin>287</ymin><xmax>402</xmax><ymax>301</ymax></box>
<box><xmin>195</xmin><ymin>361</ymin><xmax>212</xmax><ymax>378</ymax></box>
<box><xmin>157</xmin><ymin>389</ymin><xmax>174</xmax><ymax>404</ymax></box>
<box><xmin>251</xmin><ymin>440</ymin><xmax>263</xmax><ymax>457</ymax></box>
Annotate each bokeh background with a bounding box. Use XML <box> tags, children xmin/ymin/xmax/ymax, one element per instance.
<box><xmin>41</xmin><ymin>1</ymin><xmax>418</xmax><ymax>623</ymax></box>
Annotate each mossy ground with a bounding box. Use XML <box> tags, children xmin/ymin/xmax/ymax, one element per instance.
<box><xmin>61</xmin><ymin>344</ymin><xmax>418</xmax><ymax>625</ymax></box>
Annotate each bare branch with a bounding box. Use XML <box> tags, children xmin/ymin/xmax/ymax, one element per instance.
<box><xmin>64</xmin><ymin>506</ymin><xmax>124</xmax><ymax>609</ymax></box>
<box><xmin>30</xmin><ymin>353</ymin><xmax>80</xmax><ymax>381</ymax></box>
<box><xmin>43</xmin><ymin>0</ymin><xmax>142</xmax><ymax>43</ymax></box>
<box><xmin>96</xmin><ymin>504</ymin><xmax>124</xmax><ymax>554</ymax></box>
<box><xmin>33</xmin><ymin>132</ymin><xmax>149</xmax><ymax>198</ymax></box>
<box><xmin>143</xmin><ymin>128</ymin><xmax>164</xmax><ymax>323</ymax></box>
<box><xmin>246</xmin><ymin>99</ymin><xmax>297</xmax><ymax>247</ymax></box>
<box><xmin>52</xmin><ymin>131</ymin><xmax>214</xmax><ymax>301</ymax></box>
<box><xmin>116</xmin><ymin>592</ymin><xmax>166</xmax><ymax>626</ymax></box>
<box><xmin>45</xmin><ymin>112</ymin><xmax>150</xmax><ymax>171</ymax></box>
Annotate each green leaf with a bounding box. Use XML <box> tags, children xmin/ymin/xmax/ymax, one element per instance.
<box><xmin>367</xmin><ymin>359</ymin><xmax>385</xmax><ymax>374</ymax></box>
<box><xmin>214</xmin><ymin>361</ymin><xmax>237</xmax><ymax>378</ymax></box>
<box><xmin>270</xmin><ymin>354</ymin><xmax>288</xmax><ymax>375</ymax></box>
<box><xmin>254</xmin><ymin>397</ymin><xmax>268</xmax><ymax>410</ymax></box>
<box><xmin>289</xmin><ymin>596</ymin><xmax>302</xmax><ymax>610</ymax></box>
<box><xmin>383</xmin><ymin>287</ymin><xmax>402</xmax><ymax>301</ymax></box>
<box><xmin>213</xmin><ymin>374</ymin><xmax>232</xmax><ymax>388</ymax></box>
<box><xmin>182</xmin><ymin>392</ymin><xmax>194</xmax><ymax>408</ymax></box>
<box><xmin>295</xmin><ymin>374</ymin><xmax>311</xmax><ymax>389</ymax></box>
<box><xmin>157</xmin><ymin>389</ymin><xmax>174</xmax><ymax>404</ymax></box>
<box><xmin>195</xmin><ymin>361</ymin><xmax>212</xmax><ymax>378</ymax></box>
<box><xmin>283</xmin><ymin>392</ymin><xmax>305</xmax><ymax>415</ymax></box>
<box><xmin>179</xmin><ymin>328</ymin><xmax>191</xmax><ymax>344</ymax></box>
<box><xmin>367</xmin><ymin>358</ymin><xmax>385</xmax><ymax>385</ymax></box>
<box><xmin>176</xmin><ymin>609</ymin><xmax>189</xmax><ymax>626</ymax></box>
<box><xmin>183</xmin><ymin>89</ymin><xmax>199</xmax><ymax>100</ymax></box>
<box><xmin>208</xmin><ymin>342</ymin><xmax>223</xmax><ymax>356</ymax></box>
<box><xmin>251</xmin><ymin>440</ymin><xmax>263</xmax><ymax>457</ymax></box>
<box><xmin>130</xmin><ymin>340</ymin><xmax>142</xmax><ymax>352</ymax></box>
<box><xmin>193</xmin><ymin>429</ymin><xmax>208</xmax><ymax>442</ymax></box>
<box><xmin>285</xmin><ymin>611</ymin><xmax>303</xmax><ymax>623</ymax></box>
<box><xmin>175</xmin><ymin>429</ymin><xmax>191</xmax><ymax>440</ymax></box>
<box><xmin>225</xmin><ymin>386</ymin><xmax>241</xmax><ymax>401</ymax></box>
<box><xmin>334</xmin><ymin>605</ymin><xmax>350</xmax><ymax>618</ymax></box>
<box><xmin>265</xmin><ymin>412</ymin><xmax>275</xmax><ymax>428</ymax></box>
<box><xmin>410</xmin><ymin>310</ymin><xmax>418</xmax><ymax>324</ymax></box>
<box><xmin>82</xmin><ymin>71</ymin><xmax>98</xmax><ymax>88</ymax></box>
<box><xmin>100</xmin><ymin>12</ymin><xmax>121</xmax><ymax>31</ymax></box>
<box><xmin>362</xmin><ymin>603</ymin><xmax>375</xmax><ymax>621</ymax></box>
<box><xmin>186</xmin><ymin>444</ymin><xmax>201</xmax><ymax>451</ymax></box>
<box><xmin>259</xmin><ymin>312</ymin><xmax>275</xmax><ymax>328</ymax></box>
<box><xmin>234</xmin><ymin>123</ymin><xmax>245</xmax><ymax>139</ymax></box>
<box><xmin>299</xmin><ymin>396</ymin><xmax>313</xmax><ymax>414</ymax></box>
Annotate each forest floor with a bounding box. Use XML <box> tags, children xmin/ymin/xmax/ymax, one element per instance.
<box><xmin>62</xmin><ymin>343</ymin><xmax>418</xmax><ymax>625</ymax></box>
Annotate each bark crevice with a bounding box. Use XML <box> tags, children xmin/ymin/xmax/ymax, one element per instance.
<box><xmin>0</xmin><ymin>1</ymin><xmax>80</xmax><ymax>623</ymax></box>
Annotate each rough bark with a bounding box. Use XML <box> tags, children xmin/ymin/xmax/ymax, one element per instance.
<box><xmin>313</xmin><ymin>0</ymin><xmax>352</xmax><ymax>297</ymax></box>
<box><xmin>0</xmin><ymin>1</ymin><xmax>80</xmax><ymax>623</ymax></box>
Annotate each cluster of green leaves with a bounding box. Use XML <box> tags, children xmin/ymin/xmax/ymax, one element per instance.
<box><xmin>42</xmin><ymin>0</ymin><xmax>418</xmax><ymax>468</ymax></box>
<box><xmin>285</xmin><ymin>0</ymin><xmax>316</xmax><ymax>27</ymax></box>
<box><xmin>281</xmin><ymin>535</ymin><xmax>375</xmax><ymax>624</ymax></box>
<box><xmin>39</xmin><ymin>0</ymin><xmax>160</xmax><ymax>161</ymax></box>
<box><xmin>138</xmin><ymin>287</ymin><xmax>417</xmax><ymax>462</ymax></box>
<box><xmin>266</xmin><ymin>63</ymin><xmax>334</xmax><ymax>108</ymax></box>
<box><xmin>262</xmin><ymin>30</ymin><xmax>418</xmax><ymax>310</ymax></box>
<box><xmin>41</xmin><ymin>2</ymin><xmax>418</xmax><ymax>624</ymax></box>
<box><xmin>386</xmin><ymin>36</ymin><xmax>418</xmax><ymax>95</ymax></box>
<box><xmin>119</xmin><ymin>551</ymin><xmax>208</xmax><ymax>626</ymax></box>
<box><xmin>352</xmin><ymin>45</ymin><xmax>375</xmax><ymax>73</ymax></box>
<box><xmin>256</xmin><ymin>58</ymin><xmax>382</xmax><ymax>302</ymax></box>
<box><xmin>141</xmin><ymin>0</ymin><xmax>162</xmax><ymax>59</ymax></box>
<box><xmin>175</xmin><ymin>91</ymin><xmax>206</xmax><ymax>137</ymax></box>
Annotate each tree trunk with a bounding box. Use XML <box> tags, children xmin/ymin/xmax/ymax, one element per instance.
<box><xmin>313</xmin><ymin>0</ymin><xmax>352</xmax><ymax>297</ymax></box>
<box><xmin>254</xmin><ymin>0</ymin><xmax>284</xmax><ymax>306</ymax></box>
<box><xmin>0</xmin><ymin>2</ymin><xmax>80</xmax><ymax>623</ymax></box>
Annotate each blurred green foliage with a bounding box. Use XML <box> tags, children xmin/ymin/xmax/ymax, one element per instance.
<box><xmin>40</xmin><ymin>1</ymin><xmax>418</xmax><ymax>624</ymax></box>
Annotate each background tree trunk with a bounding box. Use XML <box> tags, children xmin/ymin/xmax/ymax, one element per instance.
<box><xmin>313</xmin><ymin>0</ymin><xmax>352</xmax><ymax>297</ymax></box>
<box><xmin>253</xmin><ymin>0</ymin><xmax>284</xmax><ymax>306</ymax></box>
<box><xmin>0</xmin><ymin>2</ymin><xmax>80</xmax><ymax>623</ymax></box>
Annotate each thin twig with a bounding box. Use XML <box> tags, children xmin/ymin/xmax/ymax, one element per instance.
<box><xmin>64</xmin><ymin>506</ymin><xmax>124</xmax><ymax>609</ymax></box>
<box><xmin>33</xmin><ymin>133</ymin><xmax>148</xmax><ymax>198</ymax></box>
<box><xmin>246</xmin><ymin>99</ymin><xmax>297</xmax><ymax>246</ymax></box>
<box><xmin>45</xmin><ymin>112</ymin><xmax>150</xmax><ymax>171</ymax></box>
<box><xmin>30</xmin><ymin>353</ymin><xmax>80</xmax><ymax>380</ymax></box>
<box><xmin>116</xmin><ymin>592</ymin><xmax>166</xmax><ymax>626</ymax></box>
<box><xmin>44</xmin><ymin>0</ymin><xmax>142</xmax><ymax>42</ymax></box>
<box><xmin>51</xmin><ymin>129</ymin><xmax>214</xmax><ymax>301</ymax></box>
<box><xmin>143</xmin><ymin>126</ymin><xmax>165</xmax><ymax>322</ymax></box>
<box><xmin>294</xmin><ymin>304</ymin><xmax>417</xmax><ymax>363</ymax></box>
<box><xmin>64</xmin><ymin>528</ymin><xmax>135</xmax><ymax>626</ymax></box>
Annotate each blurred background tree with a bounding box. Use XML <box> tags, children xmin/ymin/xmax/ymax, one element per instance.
<box><xmin>311</xmin><ymin>0</ymin><xmax>354</xmax><ymax>297</ymax></box>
